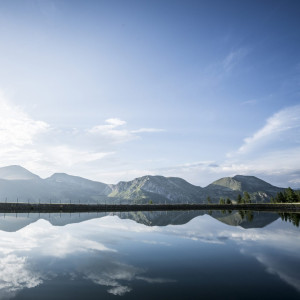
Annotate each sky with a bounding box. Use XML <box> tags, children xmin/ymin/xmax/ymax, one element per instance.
<box><xmin>0</xmin><ymin>0</ymin><xmax>299</xmax><ymax>187</ymax></box>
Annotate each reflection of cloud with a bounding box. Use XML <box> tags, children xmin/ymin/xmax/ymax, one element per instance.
<box><xmin>0</xmin><ymin>255</ymin><xmax>42</xmax><ymax>300</ymax></box>
<box><xmin>0</xmin><ymin>217</ymin><xmax>175</xmax><ymax>297</ymax></box>
<box><xmin>108</xmin><ymin>286</ymin><xmax>132</xmax><ymax>296</ymax></box>
<box><xmin>249</xmin><ymin>253</ymin><xmax>300</xmax><ymax>292</ymax></box>
<box><xmin>39</xmin><ymin>234</ymin><xmax>116</xmax><ymax>258</ymax></box>
<box><xmin>0</xmin><ymin>219</ymin><xmax>116</xmax><ymax>258</ymax></box>
<box><xmin>0</xmin><ymin>214</ymin><xmax>298</xmax><ymax>298</ymax></box>
<box><xmin>184</xmin><ymin>236</ymin><xmax>224</xmax><ymax>244</ymax></box>
<box><xmin>136</xmin><ymin>276</ymin><xmax>176</xmax><ymax>284</ymax></box>
<box><xmin>84</xmin><ymin>261</ymin><xmax>138</xmax><ymax>296</ymax></box>
<box><xmin>141</xmin><ymin>240</ymin><xmax>170</xmax><ymax>246</ymax></box>
<box><xmin>83</xmin><ymin>259</ymin><xmax>175</xmax><ymax>296</ymax></box>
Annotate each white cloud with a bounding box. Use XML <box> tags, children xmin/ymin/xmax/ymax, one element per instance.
<box><xmin>237</xmin><ymin>104</ymin><xmax>300</xmax><ymax>154</ymax></box>
<box><xmin>0</xmin><ymin>92</ymin><xmax>298</xmax><ymax>188</ymax></box>
<box><xmin>149</xmin><ymin>153</ymin><xmax>300</xmax><ymax>188</ymax></box>
<box><xmin>0</xmin><ymin>93</ymin><xmax>163</xmax><ymax>179</ymax></box>
<box><xmin>105</xmin><ymin>118</ymin><xmax>126</xmax><ymax>126</ymax></box>
<box><xmin>147</xmin><ymin>105</ymin><xmax>300</xmax><ymax>187</ymax></box>
<box><xmin>39</xmin><ymin>145</ymin><xmax>114</xmax><ymax>168</ymax></box>
<box><xmin>0</xmin><ymin>92</ymin><xmax>49</xmax><ymax>147</ymax></box>
<box><xmin>88</xmin><ymin>118</ymin><xmax>164</xmax><ymax>143</ymax></box>
<box><xmin>131</xmin><ymin>128</ymin><xmax>165</xmax><ymax>133</ymax></box>
<box><xmin>88</xmin><ymin>118</ymin><xmax>129</xmax><ymax>136</ymax></box>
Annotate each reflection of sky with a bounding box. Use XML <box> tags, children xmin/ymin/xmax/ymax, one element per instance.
<box><xmin>0</xmin><ymin>214</ymin><xmax>299</xmax><ymax>299</ymax></box>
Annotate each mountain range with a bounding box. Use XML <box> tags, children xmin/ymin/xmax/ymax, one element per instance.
<box><xmin>0</xmin><ymin>165</ymin><xmax>284</xmax><ymax>204</ymax></box>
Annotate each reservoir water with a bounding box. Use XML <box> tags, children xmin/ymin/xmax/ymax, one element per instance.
<box><xmin>0</xmin><ymin>210</ymin><xmax>299</xmax><ymax>299</ymax></box>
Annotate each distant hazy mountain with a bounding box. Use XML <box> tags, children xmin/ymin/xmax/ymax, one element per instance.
<box><xmin>0</xmin><ymin>165</ymin><xmax>284</xmax><ymax>204</ymax></box>
<box><xmin>0</xmin><ymin>165</ymin><xmax>40</xmax><ymax>180</ymax></box>
<box><xmin>0</xmin><ymin>167</ymin><xmax>112</xmax><ymax>203</ymax></box>
<box><xmin>45</xmin><ymin>173</ymin><xmax>112</xmax><ymax>202</ymax></box>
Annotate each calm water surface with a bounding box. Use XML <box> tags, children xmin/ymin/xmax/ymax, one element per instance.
<box><xmin>0</xmin><ymin>211</ymin><xmax>299</xmax><ymax>299</ymax></box>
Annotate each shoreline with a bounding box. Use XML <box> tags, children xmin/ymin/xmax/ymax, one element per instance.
<box><xmin>0</xmin><ymin>203</ymin><xmax>299</xmax><ymax>213</ymax></box>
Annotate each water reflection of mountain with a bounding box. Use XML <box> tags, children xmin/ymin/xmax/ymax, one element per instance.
<box><xmin>0</xmin><ymin>210</ymin><xmax>280</xmax><ymax>232</ymax></box>
<box><xmin>0</xmin><ymin>212</ymin><xmax>107</xmax><ymax>232</ymax></box>
<box><xmin>210</xmin><ymin>211</ymin><xmax>279</xmax><ymax>228</ymax></box>
<box><xmin>118</xmin><ymin>210</ymin><xmax>279</xmax><ymax>228</ymax></box>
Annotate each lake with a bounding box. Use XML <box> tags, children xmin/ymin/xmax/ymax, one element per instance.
<box><xmin>0</xmin><ymin>210</ymin><xmax>299</xmax><ymax>299</ymax></box>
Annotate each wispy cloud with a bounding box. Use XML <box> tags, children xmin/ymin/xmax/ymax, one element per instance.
<box><xmin>88</xmin><ymin>118</ymin><xmax>164</xmax><ymax>143</ymax></box>
<box><xmin>198</xmin><ymin>47</ymin><xmax>251</xmax><ymax>90</ymax></box>
<box><xmin>0</xmin><ymin>94</ymin><xmax>113</xmax><ymax>175</ymax></box>
<box><xmin>237</xmin><ymin>104</ymin><xmax>300</xmax><ymax>154</ymax></box>
<box><xmin>0</xmin><ymin>92</ymin><xmax>49</xmax><ymax>147</ymax></box>
<box><xmin>0</xmin><ymin>93</ymin><xmax>164</xmax><ymax>179</ymax></box>
<box><xmin>150</xmin><ymin>105</ymin><xmax>300</xmax><ymax>187</ymax></box>
<box><xmin>136</xmin><ymin>276</ymin><xmax>176</xmax><ymax>284</ymax></box>
<box><xmin>131</xmin><ymin>128</ymin><xmax>165</xmax><ymax>133</ymax></box>
<box><xmin>241</xmin><ymin>99</ymin><xmax>257</xmax><ymax>105</ymax></box>
<box><xmin>82</xmin><ymin>107</ymin><xmax>300</xmax><ymax>186</ymax></box>
<box><xmin>88</xmin><ymin>118</ymin><xmax>135</xmax><ymax>143</ymax></box>
<box><xmin>223</xmin><ymin>47</ymin><xmax>250</xmax><ymax>72</ymax></box>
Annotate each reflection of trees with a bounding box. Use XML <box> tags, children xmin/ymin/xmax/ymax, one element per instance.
<box><xmin>246</xmin><ymin>211</ymin><xmax>254</xmax><ymax>222</ymax></box>
<box><xmin>238</xmin><ymin>210</ymin><xmax>253</xmax><ymax>222</ymax></box>
<box><xmin>278</xmin><ymin>213</ymin><xmax>300</xmax><ymax>227</ymax></box>
<box><xmin>221</xmin><ymin>209</ymin><xmax>231</xmax><ymax>214</ymax></box>
<box><xmin>238</xmin><ymin>210</ymin><xmax>245</xmax><ymax>219</ymax></box>
<box><xmin>237</xmin><ymin>210</ymin><xmax>300</xmax><ymax>227</ymax></box>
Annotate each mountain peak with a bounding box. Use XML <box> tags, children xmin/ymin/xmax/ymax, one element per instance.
<box><xmin>110</xmin><ymin>174</ymin><xmax>203</xmax><ymax>202</ymax></box>
<box><xmin>47</xmin><ymin>173</ymin><xmax>96</xmax><ymax>184</ymax></box>
<box><xmin>211</xmin><ymin>174</ymin><xmax>280</xmax><ymax>193</ymax></box>
<box><xmin>0</xmin><ymin>165</ymin><xmax>40</xmax><ymax>180</ymax></box>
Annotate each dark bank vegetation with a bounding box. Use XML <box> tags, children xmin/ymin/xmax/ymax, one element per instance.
<box><xmin>219</xmin><ymin>191</ymin><xmax>251</xmax><ymax>205</ymax></box>
<box><xmin>270</xmin><ymin>187</ymin><xmax>300</xmax><ymax>203</ymax></box>
<box><xmin>217</xmin><ymin>188</ymin><xmax>300</xmax><ymax>206</ymax></box>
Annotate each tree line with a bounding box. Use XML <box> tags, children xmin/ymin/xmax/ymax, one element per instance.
<box><xmin>218</xmin><ymin>191</ymin><xmax>251</xmax><ymax>205</ymax></box>
<box><xmin>214</xmin><ymin>187</ymin><xmax>300</xmax><ymax>205</ymax></box>
<box><xmin>271</xmin><ymin>187</ymin><xmax>300</xmax><ymax>203</ymax></box>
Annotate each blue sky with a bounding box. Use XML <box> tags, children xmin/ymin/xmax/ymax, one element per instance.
<box><xmin>0</xmin><ymin>0</ymin><xmax>299</xmax><ymax>187</ymax></box>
